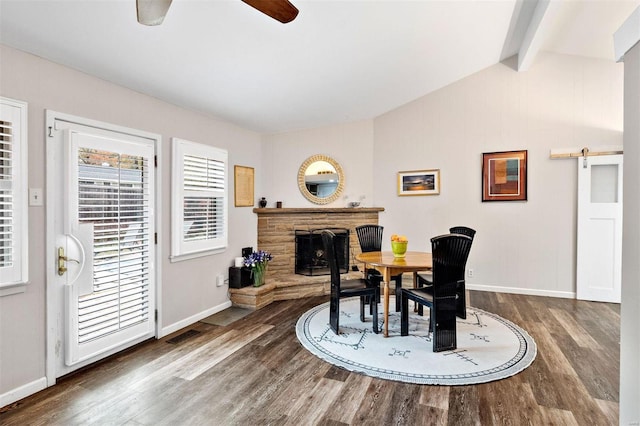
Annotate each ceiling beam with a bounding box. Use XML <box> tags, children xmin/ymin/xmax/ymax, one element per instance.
<box><xmin>614</xmin><ymin>6</ymin><xmax>640</xmax><ymax>62</ymax></box>
<box><xmin>517</xmin><ymin>0</ymin><xmax>562</xmax><ymax>71</ymax></box>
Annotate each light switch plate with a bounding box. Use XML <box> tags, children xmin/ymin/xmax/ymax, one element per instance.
<box><xmin>29</xmin><ymin>188</ymin><xmax>44</xmax><ymax>206</ymax></box>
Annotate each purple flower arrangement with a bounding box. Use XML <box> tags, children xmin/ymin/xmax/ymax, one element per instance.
<box><xmin>243</xmin><ymin>250</ymin><xmax>273</xmax><ymax>268</ymax></box>
<box><xmin>243</xmin><ymin>250</ymin><xmax>273</xmax><ymax>287</ymax></box>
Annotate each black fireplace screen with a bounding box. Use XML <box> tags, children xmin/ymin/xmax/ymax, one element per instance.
<box><xmin>295</xmin><ymin>228</ymin><xmax>349</xmax><ymax>276</ymax></box>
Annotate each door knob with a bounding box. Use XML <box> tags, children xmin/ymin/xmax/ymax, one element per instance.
<box><xmin>58</xmin><ymin>247</ymin><xmax>80</xmax><ymax>276</ymax></box>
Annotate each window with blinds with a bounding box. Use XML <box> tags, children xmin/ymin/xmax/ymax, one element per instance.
<box><xmin>0</xmin><ymin>120</ymin><xmax>14</xmax><ymax>269</ymax></box>
<box><xmin>0</xmin><ymin>97</ymin><xmax>28</xmax><ymax>291</ymax></box>
<box><xmin>171</xmin><ymin>138</ymin><xmax>228</xmax><ymax>260</ymax></box>
<box><xmin>77</xmin><ymin>149</ymin><xmax>150</xmax><ymax>342</ymax></box>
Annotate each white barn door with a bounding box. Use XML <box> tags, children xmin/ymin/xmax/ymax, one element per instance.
<box><xmin>577</xmin><ymin>154</ymin><xmax>623</xmax><ymax>303</ymax></box>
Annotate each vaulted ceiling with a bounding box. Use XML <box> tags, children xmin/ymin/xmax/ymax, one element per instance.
<box><xmin>0</xmin><ymin>0</ymin><xmax>637</xmax><ymax>133</ymax></box>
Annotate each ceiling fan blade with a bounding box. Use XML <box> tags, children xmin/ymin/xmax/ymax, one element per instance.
<box><xmin>137</xmin><ymin>0</ymin><xmax>173</xmax><ymax>26</ymax></box>
<box><xmin>241</xmin><ymin>0</ymin><xmax>299</xmax><ymax>23</ymax></box>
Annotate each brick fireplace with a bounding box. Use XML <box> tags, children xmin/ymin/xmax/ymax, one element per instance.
<box><xmin>228</xmin><ymin>207</ymin><xmax>384</xmax><ymax>309</ymax></box>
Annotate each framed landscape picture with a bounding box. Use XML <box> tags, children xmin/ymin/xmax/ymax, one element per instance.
<box><xmin>398</xmin><ymin>169</ymin><xmax>440</xmax><ymax>196</ymax></box>
<box><xmin>482</xmin><ymin>150</ymin><xmax>527</xmax><ymax>202</ymax></box>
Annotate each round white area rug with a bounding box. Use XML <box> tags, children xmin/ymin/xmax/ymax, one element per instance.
<box><xmin>295</xmin><ymin>297</ymin><xmax>537</xmax><ymax>385</ymax></box>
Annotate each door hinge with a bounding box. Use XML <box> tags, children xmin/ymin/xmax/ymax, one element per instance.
<box><xmin>154</xmin><ymin>232</ymin><xmax>158</xmax><ymax>245</ymax></box>
<box><xmin>154</xmin><ymin>155</ymin><xmax>158</xmax><ymax>168</ymax></box>
<box><xmin>154</xmin><ymin>309</ymin><xmax>158</xmax><ymax>321</ymax></box>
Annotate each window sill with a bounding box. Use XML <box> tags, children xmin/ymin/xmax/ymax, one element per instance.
<box><xmin>169</xmin><ymin>247</ymin><xmax>227</xmax><ymax>263</ymax></box>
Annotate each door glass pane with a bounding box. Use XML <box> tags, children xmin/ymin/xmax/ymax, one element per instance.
<box><xmin>77</xmin><ymin>148</ymin><xmax>150</xmax><ymax>343</ymax></box>
<box><xmin>591</xmin><ymin>164</ymin><xmax>618</xmax><ymax>203</ymax></box>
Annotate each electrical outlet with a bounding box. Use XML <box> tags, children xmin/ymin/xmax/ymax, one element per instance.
<box><xmin>468</xmin><ymin>269</ymin><xmax>474</xmax><ymax>278</ymax></box>
<box><xmin>216</xmin><ymin>274</ymin><xmax>225</xmax><ymax>287</ymax></box>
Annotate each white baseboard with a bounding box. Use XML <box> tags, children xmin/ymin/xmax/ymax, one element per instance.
<box><xmin>467</xmin><ymin>283</ymin><xmax>575</xmax><ymax>299</ymax></box>
<box><xmin>0</xmin><ymin>376</ymin><xmax>47</xmax><ymax>408</ymax></box>
<box><xmin>159</xmin><ymin>300</ymin><xmax>232</xmax><ymax>338</ymax></box>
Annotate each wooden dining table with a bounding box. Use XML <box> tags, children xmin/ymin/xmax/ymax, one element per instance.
<box><xmin>355</xmin><ymin>251</ymin><xmax>432</xmax><ymax>337</ymax></box>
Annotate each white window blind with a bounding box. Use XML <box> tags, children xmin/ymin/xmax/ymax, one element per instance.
<box><xmin>77</xmin><ymin>150</ymin><xmax>151</xmax><ymax>342</ymax></box>
<box><xmin>0</xmin><ymin>97</ymin><xmax>28</xmax><ymax>292</ymax></box>
<box><xmin>171</xmin><ymin>138</ymin><xmax>228</xmax><ymax>260</ymax></box>
<box><xmin>0</xmin><ymin>121</ymin><xmax>13</xmax><ymax>268</ymax></box>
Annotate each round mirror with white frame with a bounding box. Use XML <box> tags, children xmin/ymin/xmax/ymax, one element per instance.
<box><xmin>298</xmin><ymin>154</ymin><xmax>345</xmax><ymax>205</ymax></box>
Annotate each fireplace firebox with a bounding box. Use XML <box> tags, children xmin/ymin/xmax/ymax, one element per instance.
<box><xmin>295</xmin><ymin>228</ymin><xmax>349</xmax><ymax>276</ymax></box>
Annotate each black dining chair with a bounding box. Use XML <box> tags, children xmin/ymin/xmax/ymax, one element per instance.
<box><xmin>416</xmin><ymin>226</ymin><xmax>475</xmax><ymax>319</ymax></box>
<box><xmin>449</xmin><ymin>226</ymin><xmax>476</xmax><ymax>242</ymax></box>
<box><xmin>400</xmin><ymin>234</ymin><xmax>472</xmax><ymax>352</ymax></box>
<box><xmin>355</xmin><ymin>224</ymin><xmax>403</xmax><ymax>312</ymax></box>
<box><xmin>322</xmin><ymin>230</ymin><xmax>380</xmax><ymax>335</ymax></box>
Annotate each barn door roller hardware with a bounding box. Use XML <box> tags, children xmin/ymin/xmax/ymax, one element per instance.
<box><xmin>549</xmin><ymin>146</ymin><xmax>623</xmax><ymax>168</ymax></box>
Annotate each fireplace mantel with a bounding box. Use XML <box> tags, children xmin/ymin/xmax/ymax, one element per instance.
<box><xmin>253</xmin><ymin>207</ymin><xmax>384</xmax><ymax>214</ymax></box>
<box><xmin>229</xmin><ymin>206</ymin><xmax>385</xmax><ymax>309</ymax></box>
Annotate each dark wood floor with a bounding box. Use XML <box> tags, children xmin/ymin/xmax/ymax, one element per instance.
<box><xmin>0</xmin><ymin>291</ymin><xmax>620</xmax><ymax>425</ymax></box>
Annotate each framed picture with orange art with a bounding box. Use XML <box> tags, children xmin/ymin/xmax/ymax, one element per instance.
<box><xmin>482</xmin><ymin>150</ymin><xmax>527</xmax><ymax>202</ymax></box>
<box><xmin>397</xmin><ymin>169</ymin><xmax>440</xmax><ymax>196</ymax></box>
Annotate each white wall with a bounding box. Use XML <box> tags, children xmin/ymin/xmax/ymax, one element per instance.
<box><xmin>264</xmin><ymin>52</ymin><xmax>624</xmax><ymax>297</ymax></box>
<box><xmin>263</xmin><ymin>120</ymin><xmax>375</xmax><ymax>208</ymax></box>
<box><xmin>620</xmin><ymin>36</ymin><xmax>640</xmax><ymax>425</ymax></box>
<box><xmin>374</xmin><ymin>52</ymin><xmax>624</xmax><ymax>297</ymax></box>
<box><xmin>263</xmin><ymin>52</ymin><xmax>623</xmax><ymax>298</ymax></box>
<box><xmin>0</xmin><ymin>44</ymin><xmax>262</xmax><ymax>403</ymax></box>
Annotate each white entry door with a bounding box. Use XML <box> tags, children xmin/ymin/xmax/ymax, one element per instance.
<box><xmin>577</xmin><ymin>154</ymin><xmax>623</xmax><ymax>303</ymax></box>
<box><xmin>47</xmin><ymin>113</ymin><xmax>157</xmax><ymax>379</ymax></box>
